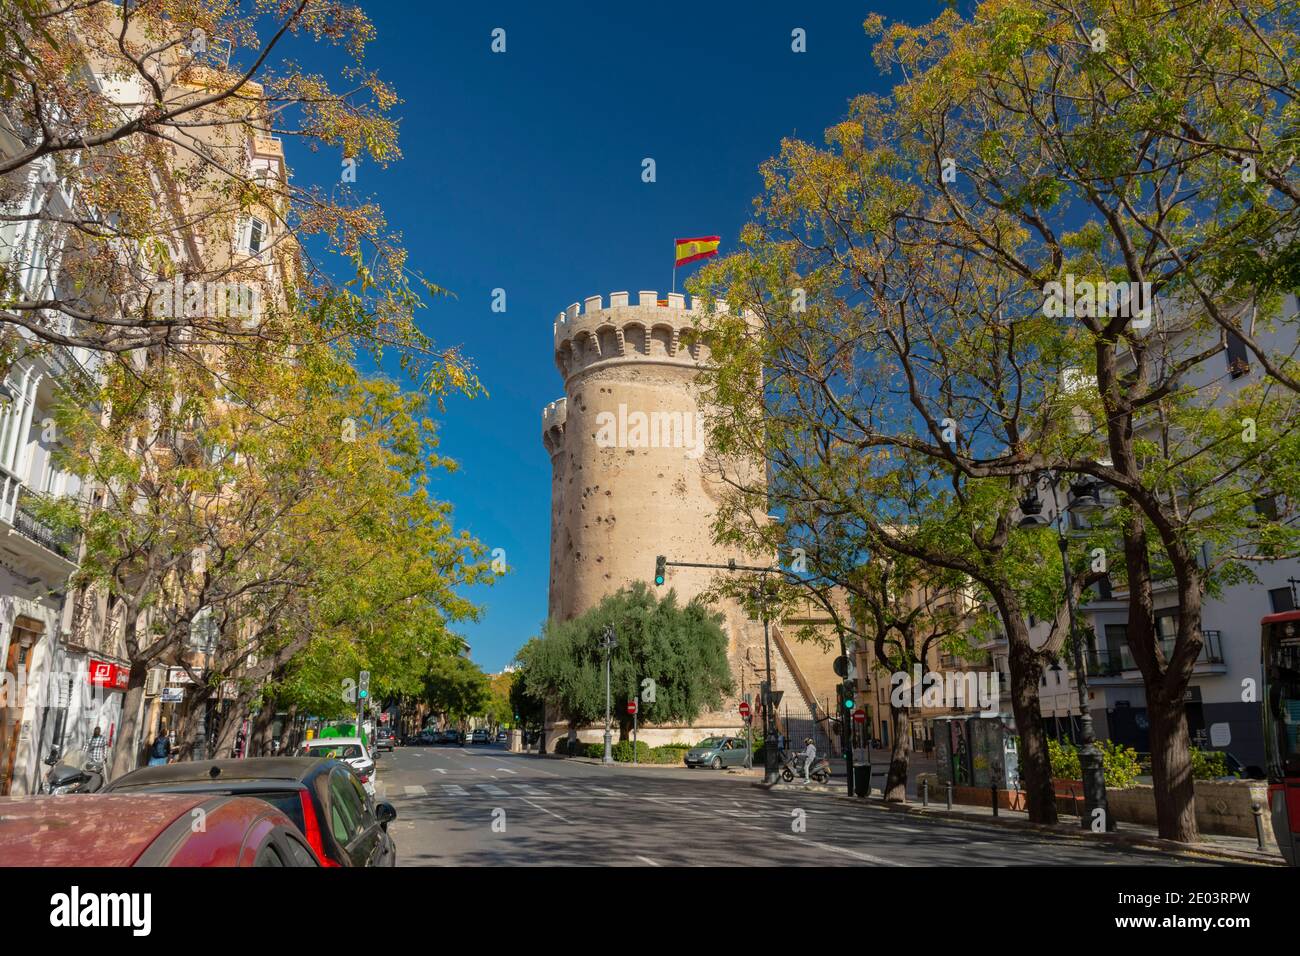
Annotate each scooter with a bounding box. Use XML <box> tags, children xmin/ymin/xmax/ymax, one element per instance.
<box><xmin>43</xmin><ymin>752</ymin><xmax>105</xmax><ymax>795</ymax></box>
<box><xmin>778</xmin><ymin>750</ymin><xmax>832</xmax><ymax>785</ymax></box>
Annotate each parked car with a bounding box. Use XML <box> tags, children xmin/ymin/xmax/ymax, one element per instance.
<box><xmin>416</xmin><ymin>730</ymin><xmax>436</xmax><ymax>745</ymax></box>
<box><xmin>105</xmin><ymin>757</ymin><xmax>396</xmax><ymax>867</ymax></box>
<box><xmin>0</xmin><ymin>793</ymin><xmax>320</xmax><ymax>867</ymax></box>
<box><xmin>375</xmin><ymin>728</ymin><xmax>395</xmax><ymax>752</ymax></box>
<box><xmin>684</xmin><ymin>736</ymin><xmax>751</xmax><ymax>769</ymax></box>
<box><xmin>296</xmin><ymin>738</ymin><xmax>377</xmax><ymax>796</ymax></box>
<box><xmin>471</xmin><ymin>729</ymin><xmax>489</xmax><ymax>745</ymax></box>
<box><xmin>496</xmin><ymin>731</ymin><xmax>507</xmax><ymax>744</ymax></box>
<box><xmin>437</xmin><ymin>729</ymin><xmax>462</xmax><ymax>746</ymax></box>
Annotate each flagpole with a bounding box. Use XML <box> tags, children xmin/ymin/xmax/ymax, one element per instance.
<box><xmin>672</xmin><ymin>238</ymin><xmax>677</xmax><ymax>295</ymax></box>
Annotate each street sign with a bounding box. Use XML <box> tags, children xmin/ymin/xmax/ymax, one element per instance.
<box><xmin>853</xmin><ymin>708</ymin><xmax>866</xmax><ymax>724</ymax></box>
<box><xmin>739</xmin><ymin>701</ymin><xmax>751</xmax><ymax>720</ymax></box>
<box><xmin>627</xmin><ymin>700</ymin><xmax>637</xmax><ymax>715</ymax></box>
<box><xmin>770</xmin><ymin>690</ymin><xmax>784</xmax><ymax>709</ymax></box>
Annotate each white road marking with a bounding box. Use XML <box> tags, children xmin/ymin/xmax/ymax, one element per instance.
<box><xmin>404</xmin><ymin>785</ymin><xmax>426</xmax><ymax>797</ymax></box>
<box><xmin>635</xmin><ymin>855</ymin><xmax>661</xmax><ymax>867</ymax></box>
<box><xmin>434</xmin><ymin>768</ymin><xmax>447</xmax><ymax>774</ymax></box>
<box><xmin>477</xmin><ymin>784</ymin><xmax>508</xmax><ymax>796</ymax></box>
<box><xmin>442</xmin><ymin>784</ymin><xmax>468</xmax><ymax>796</ymax></box>
<box><xmin>523</xmin><ymin>798</ymin><xmax>572</xmax><ymax>823</ymax></box>
<box><xmin>497</xmin><ymin>768</ymin><xmax>517</xmax><ymax>774</ymax></box>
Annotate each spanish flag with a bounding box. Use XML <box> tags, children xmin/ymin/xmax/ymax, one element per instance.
<box><xmin>675</xmin><ymin>236</ymin><xmax>721</xmax><ymax>267</ymax></box>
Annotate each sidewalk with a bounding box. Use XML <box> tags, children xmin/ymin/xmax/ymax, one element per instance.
<box><xmin>764</xmin><ymin>778</ymin><xmax>1285</xmax><ymax>866</ymax></box>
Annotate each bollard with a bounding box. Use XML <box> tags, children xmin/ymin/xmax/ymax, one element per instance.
<box><xmin>1072</xmin><ymin>785</ymin><xmax>1082</xmax><ymax>819</ymax></box>
<box><xmin>945</xmin><ymin>780</ymin><xmax>953</xmax><ymax>811</ymax></box>
<box><xmin>1252</xmin><ymin>801</ymin><xmax>1268</xmax><ymax>851</ymax></box>
<box><xmin>922</xmin><ymin>778</ymin><xmax>929</xmax><ymax>808</ymax></box>
<box><xmin>991</xmin><ymin>779</ymin><xmax>999</xmax><ymax>817</ymax></box>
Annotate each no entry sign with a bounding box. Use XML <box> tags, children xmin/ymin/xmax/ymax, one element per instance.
<box><xmin>853</xmin><ymin>708</ymin><xmax>866</xmax><ymax>724</ymax></box>
<box><xmin>627</xmin><ymin>700</ymin><xmax>638</xmax><ymax>715</ymax></box>
<box><xmin>739</xmin><ymin>701</ymin><xmax>751</xmax><ymax>720</ymax></box>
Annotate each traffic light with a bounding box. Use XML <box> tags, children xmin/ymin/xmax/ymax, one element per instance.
<box><xmin>839</xmin><ymin>681</ymin><xmax>854</xmax><ymax>711</ymax></box>
<box><xmin>358</xmin><ymin>670</ymin><xmax>370</xmax><ymax>700</ymax></box>
<box><xmin>654</xmin><ymin>555</ymin><xmax>666</xmax><ymax>586</ymax></box>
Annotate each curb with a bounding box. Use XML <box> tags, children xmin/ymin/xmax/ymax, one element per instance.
<box><xmin>754</xmin><ymin>781</ymin><xmax>1284</xmax><ymax>866</ymax></box>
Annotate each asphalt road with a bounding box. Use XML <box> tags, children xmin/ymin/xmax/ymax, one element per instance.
<box><xmin>370</xmin><ymin>743</ymin><xmax>1209</xmax><ymax>867</ymax></box>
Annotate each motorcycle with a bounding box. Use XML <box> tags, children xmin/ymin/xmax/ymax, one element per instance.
<box><xmin>778</xmin><ymin>750</ymin><xmax>832</xmax><ymax>785</ymax></box>
<box><xmin>43</xmin><ymin>753</ymin><xmax>105</xmax><ymax>795</ymax></box>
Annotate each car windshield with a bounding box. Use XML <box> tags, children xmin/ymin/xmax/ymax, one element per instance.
<box><xmin>307</xmin><ymin>743</ymin><xmax>362</xmax><ymax>759</ymax></box>
<box><xmin>695</xmin><ymin>737</ymin><xmax>723</xmax><ymax>749</ymax></box>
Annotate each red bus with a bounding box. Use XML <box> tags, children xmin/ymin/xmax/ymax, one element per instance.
<box><xmin>1262</xmin><ymin>610</ymin><xmax>1300</xmax><ymax>865</ymax></box>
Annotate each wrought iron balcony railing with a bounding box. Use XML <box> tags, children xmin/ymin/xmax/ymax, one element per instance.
<box><xmin>12</xmin><ymin>487</ymin><xmax>79</xmax><ymax>560</ymax></box>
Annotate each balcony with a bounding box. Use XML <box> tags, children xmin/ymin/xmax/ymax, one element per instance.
<box><xmin>1087</xmin><ymin>630</ymin><xmax>1225</xmax><ymax>678</ymax></box>
<box><xmin>12</xmin><ymin>487</ymin><xmax>79</xmax><ymax>560</ymax></box>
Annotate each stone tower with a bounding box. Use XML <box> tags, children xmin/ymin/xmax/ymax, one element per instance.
<box><xmin>541</xmin><ymin>290</ymin><xmax>838</xmax><ymax>746</ymax></box>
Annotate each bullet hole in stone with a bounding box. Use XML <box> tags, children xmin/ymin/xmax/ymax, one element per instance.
<box><xmin>604</xmin><ymin>490</ymin><xmax>611</xmax><ymax>496</ymax></box>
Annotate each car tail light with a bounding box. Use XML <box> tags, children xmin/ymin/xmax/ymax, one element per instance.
<box><xmin>298</xmin><ymin>790</ymin><xmax>340</xmax><ymax>867</ymax></box>
<box><xmin>358</xmin><ymin>773</ymin><xmax>370</xmax><ymax>784</ymax></box>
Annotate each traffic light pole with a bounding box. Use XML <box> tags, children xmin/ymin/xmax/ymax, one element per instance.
<box><xmin>656</xmin><ymin>557</ymin><xmax>781</xmax><ymax>785</ymax></box>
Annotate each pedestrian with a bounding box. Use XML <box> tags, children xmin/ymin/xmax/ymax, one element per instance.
<box><xmin>802</xmin><ymin>736</ymin><xmax>816</xmax><ymax>784</ymax></box>
<box><xmin>84</xmin><ymin>725</ymin><xmax>107</xmax><ymax>768</ymax></box>
<box><xmin>148</xmin><ymin>726</ymin><xmax>171</xmax><ymax>766</ymax></box>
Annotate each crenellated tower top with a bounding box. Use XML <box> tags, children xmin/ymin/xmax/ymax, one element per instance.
<box><xmin>552</xmin><ymin>290</ymin><xmax>746</xmax><ymax>382</ymax></box>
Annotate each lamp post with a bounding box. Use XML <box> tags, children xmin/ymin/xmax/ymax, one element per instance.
<box><xmin>1019</xmin><ymin>471</ymin><xmax>1112</xmax><ymax>831</ymax></box>
<box><xmin>600</xmin><ymin>625</ymin><xmax>617</xmax><ymax>765</ymax></box>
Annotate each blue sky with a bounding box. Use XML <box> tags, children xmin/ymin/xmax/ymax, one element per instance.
<box><xmin>286</xmin><ymin>1</ymin><xmax>945</xmax><ymax>672</ymax></box>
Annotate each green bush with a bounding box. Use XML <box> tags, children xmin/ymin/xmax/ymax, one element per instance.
<box><xmin>1047</xmin><ymin>738</ymin><xmax>1080</xmax><ymax>779</ymax></box>
<box><xmin>1190</xmin><ymin>748</ymin><xmax>1232</xmax><ymax>780</ymax></box>
<box><xmin>649</xmin><ymin>745</ymin><xmax>688</xmax><ymax>764</ymax></box>
<box><xmin>611</xmin><ymin>740</ymin><xmax>651</xmax><ymax>762</ymax></box>
<box><xmin>1099</xmin><ymin>740</ymin><xmax>1141</xmax><ymax>789</ymax></box>
<box><xmin>1047</xmin><ymin>738</ymin><xmax>1141</xmax><ymax>789</ymax></box>
<box><xmin>582</xmin><ymin>742</ymin><xmax>604</xmax><ymax>759</ymax></box>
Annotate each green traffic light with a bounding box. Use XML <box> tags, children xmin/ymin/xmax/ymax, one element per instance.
<box><xmin>843</xmin><ymin>698</ymin><xmax>853</xmax><ymax>710</ymax></box>
<box><xmin>654</xmin><ymin>555</ymin><xmax>666</xmax><ymax>586</ymax></box>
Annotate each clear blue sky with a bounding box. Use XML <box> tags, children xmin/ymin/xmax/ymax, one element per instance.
<box><xmin>288</xmin><ymin>1</ymin><xmax>944</xmax><ymax>672</ymax></box>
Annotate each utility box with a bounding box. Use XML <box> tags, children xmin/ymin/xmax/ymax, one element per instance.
<box><xmin>933</xmin><ymin>716</ymin><xmax>1019</xmax><ymax>790</ymax></box>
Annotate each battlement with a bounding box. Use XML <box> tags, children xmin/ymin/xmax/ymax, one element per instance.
<box><xmin>541</xmin><ymin>397</ymin><xmax>567</xmax><ymax>455</ymax></box>
<box><xmin>552</xmin><ymin>290</ymin><xmax>744</xmax><ymax>380</ymax></box>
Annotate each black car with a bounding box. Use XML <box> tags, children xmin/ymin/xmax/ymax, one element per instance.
<box><xmin>104</xmin><ymin>757</ymin><xmax>397</xmax><ymax>867</ymax></box>
<box><xmin>375</xmin><ymin>728</ymin><xmax>395</xmax><ymax>752</ymax></box>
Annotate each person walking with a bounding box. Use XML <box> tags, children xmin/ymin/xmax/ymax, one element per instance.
<box><xmin>148</xmin><ymin>726</ymin><xmax>171</xmax><ymax>766</ymax></box>
<box><xmin>801</xmin><ymin>736</ymin><xmax>817</xmax><ymax>784</ymax></box>
<box><xmin>84</xmin><ymin>725</ymin><xmax>107</xmax><ymax>768</ymax></box>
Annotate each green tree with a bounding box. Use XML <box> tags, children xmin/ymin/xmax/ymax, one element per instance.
<box><xmin>422</xmin><ymin>655</ymin><xmax>491</xmax><ymax>729</ymax></box>
<box><xmin>519</xmin><ymin>583</ymin><xmax>733</xmax><ymax>740</ymax></box>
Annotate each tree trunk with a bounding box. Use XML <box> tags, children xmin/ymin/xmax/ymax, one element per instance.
<box><xmin>1147</xmin><ymin>684</ymin><xmax>1199</xmax><ymax>841</ymax></box>
<box><xmin>108</xmin><ymin>658</ymin><xmax>149</xmax><ymax>780</ymax></box>
<box><xmin>1004</xmin><ymin>614</ymin><xmax>1057</xmax><ymax>825</ymax></box>
<box><xmin>251</xmin><ymin>694</ymin><xmax>275</xmax><ymax>756</ymax></box>
<box><xmin>884</xmin><ymin>702</ymin><xmax>910</xmax><ymax>802</ymax></box>
<box><xmin>276</xmin><ymin>703</ymin><xmax>298</xmax><ymax>754</ymax></box>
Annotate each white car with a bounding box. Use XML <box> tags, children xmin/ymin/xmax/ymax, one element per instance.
<box><xmin>298</xmin><ymin>737</ymin><xmax>377</xmax><ymax>797</ymax></box>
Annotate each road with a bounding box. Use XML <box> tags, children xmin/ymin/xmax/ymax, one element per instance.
<box><xmin>372</xmin><ymin>743</ymin><xmax>1207</xmax><ymax>866</ymax></box>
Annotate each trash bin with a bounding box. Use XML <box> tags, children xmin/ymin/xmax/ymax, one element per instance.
<box><xmin>853</xmin><ymin>764</ymin><xmax>871</xmax><ymax>798</ymax></box>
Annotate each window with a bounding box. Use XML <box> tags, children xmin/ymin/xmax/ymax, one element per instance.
<box><xmin>328</xmin><ymin>768</ymin><xmax>364</xmax><ymax>845</ymax></box>
<box><xmin>1270</xmin><ymin>587</ymin><xmax>1296</xmax><ymax>614</ymax></box>
<box><xmin>283</xmin><ymin>834</ymin><xmax>319</xmax><ymax>867</ymax></box>
<box><xmin>1226</xmin><ymin>332</ymin><xmax>1250</xmax><ymax>378</ymax></box>
<box><xmin>1255</xmin><ymin>495</ymin><xmax>1280</xmax><ymax>522</ymax></box>
<box><xmin>242</xmin><ymin>217</ymin><xmax>268</xmax><ymax>255</ymax></box>
<box><xmin>255</xmin><ymin>844</ymin><xmax>284</xmax><ymax>867</ymax></box>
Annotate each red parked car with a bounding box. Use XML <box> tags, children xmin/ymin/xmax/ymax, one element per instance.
<box><xmin>0</xmin><ymin>794</ymin><xmax>321</xmax><ymax>867</ymax></box>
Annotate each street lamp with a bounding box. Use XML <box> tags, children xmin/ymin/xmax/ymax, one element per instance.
<box><xmin>1018</xmin><ymin>470</ymin><xmax>1113</xmax><ymax>831</ymax></box>
<box><xmin>599</xmin><ymin>625</ymin><xmax>617</xmax><ymax>765</ymax></box>
<box><xmin>749</xmin><ymin>579</ymin><xmax>781</xmax><ymax>786</ymax></box>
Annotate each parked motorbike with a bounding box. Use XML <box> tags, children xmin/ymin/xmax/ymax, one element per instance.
<box><xmin>778</xmin><ymin>750</ymin><xmax>831</xmax><ymax>785</ymax></box>
<box><xmin>43</xmin><ymin>753</ymin><xmax>105</xmax><ymax>795</ymax></box>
